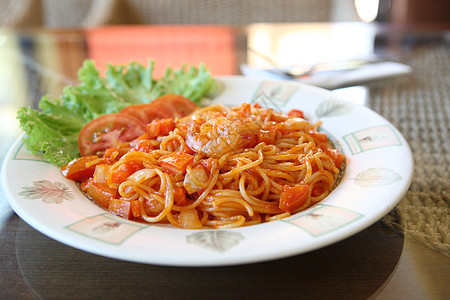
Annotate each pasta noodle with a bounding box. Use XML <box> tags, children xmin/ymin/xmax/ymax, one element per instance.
<box><xmin>64</xmin><ymin>103</ymin><xmax>345</xmax><ymax>229</ymax></box>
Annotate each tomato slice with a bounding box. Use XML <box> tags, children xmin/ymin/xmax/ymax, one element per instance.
<box><xmin>151</xmin><ymin>94</ymin><xmax>197</xmax><ymax>118</ymax></box>
<box><xmin>120</xmin><ymin>103</ymin><xmax>172</xmax><ymax>124</ymax></box>
<box><xmin>78</xmin><ymin>113</ymin><xmax>146</xmax><ymax>156</ymax></box>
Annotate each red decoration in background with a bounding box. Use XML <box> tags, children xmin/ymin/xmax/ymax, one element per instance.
<box><xmin>86</xmin><ymin>26</ymin><xmax>237</xmax><ymax>77</ymax></box>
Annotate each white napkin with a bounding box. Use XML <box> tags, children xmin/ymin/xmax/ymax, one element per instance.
<box><xmin>240</xmin><ymin>61</ymin><xmax>412</xmax><ymax>90</ymax></box>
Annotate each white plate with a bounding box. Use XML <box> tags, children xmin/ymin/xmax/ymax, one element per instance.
<box><xmin>1</xmin><ymin>76</ymin><xmax>413</xmax><ymax>266</ymax></box>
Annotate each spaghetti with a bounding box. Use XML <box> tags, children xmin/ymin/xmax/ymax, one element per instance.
<box><xmin>62</xmin><ymin>102</ymin><xmax>345</xmax><ymax>229</ymax></box>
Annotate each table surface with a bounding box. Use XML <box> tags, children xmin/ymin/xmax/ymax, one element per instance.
<box><xmin>1</xmin><ymin>23</ymin><xmax>449</xmax><ymax>299</ymax></box>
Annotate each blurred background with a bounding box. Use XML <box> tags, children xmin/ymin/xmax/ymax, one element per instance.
<box><xmin>0</xmin><ymin>0</ymin><xmax>448</xmax><ymax>28</ymax></box>
<box><xmin>0</xmin><ymin>0</ymin><xmax>362</xmax><ymax>27</ymax></box>
<box><xmin>1</xmin><ymin>2</ymin><xmax>449</xmax><ymax>299</ymax></box>
<box><xmin>1</xmin><ymin>0</ymin><xmax>448</xmax><ymax>80</ymax></box>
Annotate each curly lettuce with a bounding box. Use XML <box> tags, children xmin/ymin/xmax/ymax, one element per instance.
<box><xmin>17</xmin><ymin>60</ymin><xmax>217</xmax><ymax>166</ymax></box>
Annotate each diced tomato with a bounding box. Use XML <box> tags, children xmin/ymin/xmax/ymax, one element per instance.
<box><xmin>275</xmin><ymin>118</ymin><xmax>307</xmax><ymax>134</ymax></box>
<box><xmin>83</xmin><ymin>178</ymin><xmax>119</xmax><ymax>208</ymax></box>
<box><xmin>258</xmin><ymin>129</ymin><xmax>277</xmax><ymax>145</ymax></box>
<box><xmin>158</xmin><ymin>152</ymin><xmax>194</xmax><ymax>175</ymax></box>
<box><xmin>111</xmin><ymin>161</ymin><xmax>143</xmax><ymax>184</ymax></box>
<box><xmin>146</xmin><ymin>118</ymin><xmax>175</xmax><ymax>139</ymax></box>
<box><xmin>136</xmin><ymin>133</ymin><xmax>149</xmax><ymax>141</ymax></box>
<box><xmin>103</xmin><ymin>148</ymin><xmax>121</xmax><ymax>163</ymax></box>
<box><xmin>78</xmin><ymin>113</ymin><xmax>146</xmax><ymax>156</ymax></box>
<box><xmin>237</xmin><ymin>103</ymin><xmax>252</xmax><ymax>116</ymax></box>
<box><xmin>199</xmin><ymin>158</ymin><xmax>218</xmax><ymax>174</ymax></box>
<box><xmin>279</xmin><ymin>184</ymin><xmax>310</xmax><ymax>212</ymax></box>
<box><xmin>151</xmin><ymin>94</ymin><xmax>197</xmax><ymax>118</ymax></box>
<box><xmin>108</xmin><ymin>199</ymin><xmax>132</xmax><ymax>219</ymax></box>
<box><xmin>130</xmin><ymin>200</ymin><xmax>141</xmax><ymax>218</ymax></box>
<box><xmin>130</xmin><ymin>140</ymin><xmax>154</xmax><ymax>153</ymax></box>
<box><xmin>80</xmin><ymin>181</ymin><xmax>88</xmax><ymax>190</ymax></box>
<box><xmin>120</xmin><ymin>103</ymin><xmax>172</xmax><ymax>124</ymax></box>
<box><xmin>326</xmin><ymin>148</ymin><xmax>345</xmax><ymax>168</ymax></box>
<box><xmin>310</xmin><ymin>131</ymin><xmax>329</xmax><ymax>143</ymax></box>
<box><xmin>288</xmin><ymin>109</ymin><xmax>304</xmax><ymax>119</ymax></box>
<box><xmin>173</xmin><ymin>187</ymin><xmax>190</xmax><ymax>206</ymax></box>
<box><xmin>61</xmin><ymin>155</ymin><xmax>100</xmax><ymax>182</ymax></box>
<box><xmin>177</xmin><ymin>123</ymin><xmax>189</xmax><ymax>132</ymax></box>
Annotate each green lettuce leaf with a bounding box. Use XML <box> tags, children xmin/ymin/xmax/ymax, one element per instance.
<box><xmin>17</xmin><ymin>106</ymin><xmax>81</xmax><ymax>166</ymax></box>
<box><xmin>17</xmin><ymin>59</ymin><xmax>217</xmax><ymax>167</ymax></box>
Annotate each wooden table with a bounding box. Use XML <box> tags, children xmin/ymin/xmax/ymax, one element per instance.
<box><xmin>1</xmin><ymin>23</ymin><xmax>449</xmax><ymax>299</ymax></box>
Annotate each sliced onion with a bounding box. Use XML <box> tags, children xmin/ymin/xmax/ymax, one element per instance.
<box><xmin>183</xmin><ymin>164</ymin><xmax>208</xmax><ymax>194</ymax></box>
<box><xmin>179</xmin><ymin>209</ymin><xmax>203</xmax><ymax>229</ymax></box>
<box><xmin>127</xmin><ymin>169</ymin><xmax>157</xmax><ymax>184</ymax></box>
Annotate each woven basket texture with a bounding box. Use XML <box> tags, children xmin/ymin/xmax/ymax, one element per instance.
<box><xmin>371</xmin><ymin>44</ymin><xmax>450</xmax><ymax>257</ymax></box>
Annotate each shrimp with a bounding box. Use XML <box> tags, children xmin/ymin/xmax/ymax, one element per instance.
<box><xmin>185</xmin><ymin>110</ymin><xmax>262</xmax><ymax>158</ymax></box>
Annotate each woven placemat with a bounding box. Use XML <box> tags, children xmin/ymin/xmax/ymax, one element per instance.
<box><xmin>369</xmin><ymin>43</ymin><xmax>450</xmax><ymax>257</ymax></box>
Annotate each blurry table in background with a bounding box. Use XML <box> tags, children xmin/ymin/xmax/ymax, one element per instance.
<box><xmin>1</xmin><ymin>23</ymin><xmax>449</xmax><ymax>299</ymax></box>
